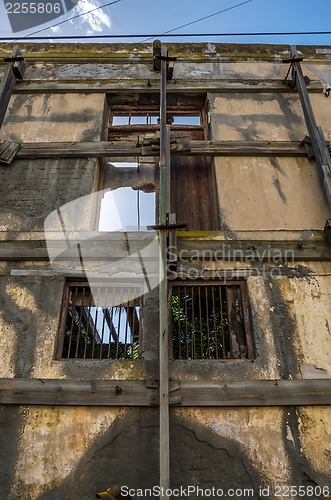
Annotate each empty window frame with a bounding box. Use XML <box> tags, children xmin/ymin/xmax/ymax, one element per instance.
<box><xmin>106</xmin><ymin>100</ymin><xmax>219</xmax><ymax>231</ymax></box>
<box><xmin>108</xmin><ymin>107</ymin><xmax>203</xmax><ymax>142</ymax></box>
<box><xmin>57</xmin><ymin>281</ymin><xmax>141</xmax><ymax>360</ymax></box>
<box><xmin>171</xmin><ymin>281</ymin><xmax>253</xmax><ymax>360</ymax></box>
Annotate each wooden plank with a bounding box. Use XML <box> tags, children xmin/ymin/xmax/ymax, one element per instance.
<box><xmin>1</xmin><ymin>237</ymin><xmax>330</xmax><ymax>261</ymax></box>
<box><xmin>13</xmin><ymin>79</ymin><xmax>323</xmax><ymax>94</ymax></box>
<box><xmin>14</xmin><ymin>140</ymin><xmax>308</xmax><ymax>159</ymax></box>
<box><xmin>0</xmin><ymin>378</ymin><xmax>330</xmax><ymax>407</ymax></box>
<box><xmin>158</xmin><ymin>47</ymin><xmax>170</xmax><ymax>496</ymax></box>
<box><xmin>170</xmin><ymin>380</ymin><xmax>331</xmax><ymax>406</ymax></box>
<box><xmin>177</xmin><ymin>238</ymin><xmax>331</xmax><ymax>262</ymax></box>
<box><xmin>291</xmin><ymin>46</ymin><xmax>331</xmax><ymax>208</ymax></box>
<box><xmin>0</xmin><ymin>47</ymin><xmax>25</xmax><ymax>128</ymax></box>
<box><xmin>0</xmin><ymin>63</ymin><xmax>16</xmax><ymax>127</ymax></box>
<box><xmin>0</xmin><ymin>379</ymin><xmax>156</xmax><ymax>406</ymax></box>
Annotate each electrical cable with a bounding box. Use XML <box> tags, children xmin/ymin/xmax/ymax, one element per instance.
<box><xmin>1</xmin><ymin>31</ymin><xmax>331</xmax><ymax>41</ymax></box>
<box><xmin>141</xmin><ymin>0</ymin><xmax>254</xmax><ymax>43</ymax></box>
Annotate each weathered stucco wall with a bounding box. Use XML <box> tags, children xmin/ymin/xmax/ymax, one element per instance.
<box><xmin>0</xmin><ymin>93</ymin><xmax>105</xmax><ymax>143</ymax></box>
<box><xmin>214</xmin><ymin>156</ymin><xmax>329</xmax><ymax>231</ymax></box>
<box><xmin>0</xmin><ymin>43</ymin><xmax>330</xmax><ymax>499</ymax></box>
<box><xmin>0</xmin><ymin>158</ymin><xmax>99</xmax><ymax>231</ymax></box>
<box><xmin>1</xmin><ymin>405</ymin><xmax>330</xmax><ymax>499</ymax></box>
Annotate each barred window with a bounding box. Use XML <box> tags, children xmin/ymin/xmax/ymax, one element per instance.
<box><xmin>56</xmin><ymin>281</ymin><xmax>141</xmax><ymax>360</ymax></box>
<box><xmin>171</xmin><ymin>281</ymin><xmax>253</xmax><ymax>360</ymax></box>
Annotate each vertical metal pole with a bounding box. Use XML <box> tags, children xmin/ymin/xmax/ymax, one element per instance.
<box><xmin>159</xmin><ymin>45</ymin><xmax>170</xmax><ymax>497</ymax></box>
<box><xmin>290</xmin><ymin>45</ymin><xmax>331</xmax><ymax>208</ymax></box>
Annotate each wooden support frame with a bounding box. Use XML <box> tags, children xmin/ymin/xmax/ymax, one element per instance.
<box><xmin>0</xmin><ymin>378</ymin><xmax>330</xmax><ymax>407</ymax></box>
<box><xmin>9</xmin><ymin>140</ymin><xmax>312</xmax><ymax>161</ymax></box>
<box><xmin>9</xmin><ymin>78</ymin><xmax>323</xmax><ymax>94</ymax></box>
<box><xmin>158</xmin><ymin>45</ymin><xmax>170</xmax><ymax>497</ymax></box>
<box><xmin>0</xmin><ymin>46</ymin><xmax>25</xmax><ymax>128</ymax></box>
<box><xmin>0</xmin><ymin>235</ymin><xmax>330</xmax><ymax>261</ymax></box>
<box><xmin>290</xmin><ymin>45</ymin><xmax>331</xmax><ymax>208</ymax></box>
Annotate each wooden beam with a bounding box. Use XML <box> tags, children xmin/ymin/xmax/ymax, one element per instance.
<box><xmin>0</xmin><ymin>379</ymin><xmax>157</xmax><ymax>406</ymax></box>
<box><xmin>13</xmin><ymin>140</ymin><xmax>309</xmax><ymax>160</ymax></box>
<box><xmin>168</xmin><ymin>379</ymin><xmax>331</xmax><ymax>407</ymax></box>
<box><xmin>177</xmin><ymin>237</ymin><xmax>331</xmax><ymax>262</ymax></box>
<box><xmin>12</xmin><ymin>78</ymin><xmax>323</xmax><ymax>94</ymax></box>
<box><xmin>0</xmin><ymin>378</ymin><xmax>330</xmax><ymax>407</ymax></box>
<box><xmin>0</xmin><ymin>236</ymin><xmax>330</xmax><ymax>262</ymax></box>
<box><xmin>290</xmin><ymin>46</ymin><xmax>331</xmax><ymax>208</ymax></box>
<box><xmin>0</xmin><ymin>47</ymin><xmax>25</xmax><ymax>128</ymax></box>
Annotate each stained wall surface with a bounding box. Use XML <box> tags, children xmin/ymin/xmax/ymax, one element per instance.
<box><xmin>0</xmin><ymin>43</ymin><xmax>330</xmax><ymax>499</ymax></box>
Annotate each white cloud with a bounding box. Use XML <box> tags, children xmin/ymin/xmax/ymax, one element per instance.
<box><xmin>75</xmin><ymin>0</ymin><xmax>111</xmax><ymax>32</ymax></box>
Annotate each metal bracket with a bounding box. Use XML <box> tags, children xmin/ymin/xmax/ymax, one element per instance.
<box><xmin>300</xmin><ymin>136</ymin><xmax>315</xmax><ymax>159</ymax></box>
<box><xmin>169</xmin><ymin>380</ymin><xmax>182</xmax><ymax>405</ymax></box>
<box><xmin>0</xmin><ymin>141</ymin><xmax>21</xmax><ymax>164</ymax></box>
<box><xmin>152</xmin><ymin>40</ymin><xmax>176</xmax><ymax>80</ymax></box>
<box><xmin>147</xmin><ymin>223</ymin><xmax>187</xmax><ymax>231</ymax></box>
<box><xmin>3</xmin><ymin>56</ymin><xmax>24</xmax><ymax>62</ymax></box>
<box><xmin>283</xmin><ymin>55</ymin><xmax>311</xmax><ymax>89</ymax></box>
<box><xmin>325</xmin><ymin>219</ymin><xmax>331</xmax><ymax>247</ymax></box>
<box><xmin>154</xmin><ymin>55</ymin><xmax>177</xmax><ymax>62</ymax></box>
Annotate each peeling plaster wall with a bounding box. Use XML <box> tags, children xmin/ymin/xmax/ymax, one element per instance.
<box><xmin>0</xmin><ymin>93</ymin><xmax>105</xmax><ymax>143</ymax></box>
<box><xmin>209</xmin><ymin>93</ymin><xmax>307</xmax><ymax>142</ymax></box>
<box><xmin>0</xmin><ymin>158</ymin><xmax>99</xmax><ymax>231</ymax></box>
<box><xmin>0</xmin><ymin>43</ymin><xmax>331</xmax><ymax>498</ymax></box>
<box><xmin>215</xmin><ymin>156</ymin><xmax>329</xmax><ymax>231</ymax></box>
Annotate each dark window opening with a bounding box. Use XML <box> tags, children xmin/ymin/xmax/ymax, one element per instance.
<box><xmin>57</xmin><ymin>282</ymin><xmax>141</xmax><ymax>360</ymax></box>
<box><xmin>171</xmin><ymin>282</ymin><xmax>253</xmax><ymax>360</ymax></box>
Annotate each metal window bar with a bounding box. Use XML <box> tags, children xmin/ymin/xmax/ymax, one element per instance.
<box><xmin>171</xmin><ymin>282</ymin><xmax>253</xmax><ymax>360</ymax></box>
<box><xmin>59</xmin><ymin>283</ymin><xmax>141</xmax><ymax>360</ymax></box>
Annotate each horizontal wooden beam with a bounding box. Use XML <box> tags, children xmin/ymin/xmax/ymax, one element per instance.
<box><xmin>13</xmin><ymin>79</ymin><xmax>323</xmax><ymax>94</ymax></box>
<box><xmin>170</xmin><ymin>379</ymin><xmax>331</xmax><ymax>407</ymax></box>
<box><xmin>0</xmin><ymin>379</ymin><xmax>157</xmax><ymax>406</ymax></box>
<box><xmin>177</xmin><ymin>236</ymin><xmax>331</xmax><ymax>262</ymax></box>
<box><xmin>0</xmin><ymin>378</ymin><xmax>330</xmax><ymax>406</ymax></box>
<box><xmin>12</xmin><ymin>140</ymin><xmax>308</xmax><ymax>160</ymax></box>
<box><xmin>0</xmin><ymin>235</ymin><xmax>330</xmax><ymax>261</ymax></box>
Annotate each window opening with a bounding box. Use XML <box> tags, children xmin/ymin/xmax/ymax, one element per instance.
<box><xmin>99</xmin><ymin>187</ymin><xmax>156</xmax><ymax>231</ymax></box>
<box><xmin>58</xmin><ymin>282</ymin><xmax>141</xmax><ymax>360</ymax></box>
<box><xmin>106</xmin><ymin>97</ymin><xmax>219</xmax><ymax>231</ymax></box>
<box><xmin>171</xmin><ymin>281</ymin><xmax>253</xmax><ymax>360</ymax></box>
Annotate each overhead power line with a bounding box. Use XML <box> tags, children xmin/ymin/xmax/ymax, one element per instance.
<box><xmin>1</xmin><ymin>31</ymin><xmax>331</xmax><ymax>41</ymax></box>
<box><xmin>141</xmin><ymin>0</ymin><xmax>254</xmax><ymax>43</ymax></box>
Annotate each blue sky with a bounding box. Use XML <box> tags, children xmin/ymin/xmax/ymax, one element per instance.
<box><xmin>0</xmin><ymin>0</ymin><xmax>331</xmax><ymax>45</ymax></box>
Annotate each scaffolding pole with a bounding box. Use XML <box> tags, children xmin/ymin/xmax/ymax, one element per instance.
<box><xmin>159</xmin><ymin>45</ymin><xmax>171</xmax><ymax>497</ymax></box>
<box><xmin>290</xmin><ymin>45</ymin><xmax>331</xmax><ymax>208</ymax></box>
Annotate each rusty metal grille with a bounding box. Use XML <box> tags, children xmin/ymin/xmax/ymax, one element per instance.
<box><xmin>171</xmin><ymin>282</ymin><xmax>253</xmax><ymax>360</ymax></box>
<box><xmin>57</xmin><ymin>282</ymin><xmax>141</xmax><ymax>360</ymax></box>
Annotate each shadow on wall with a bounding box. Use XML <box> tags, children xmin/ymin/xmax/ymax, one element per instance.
<box><xmin>35</xmin><ymin>409</ymin><xmax>267</xmax><ymax>500</ymax></box>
